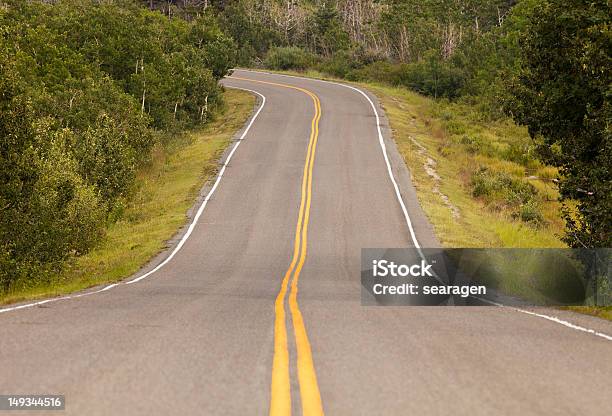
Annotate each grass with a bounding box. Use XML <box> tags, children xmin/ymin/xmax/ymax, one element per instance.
<box><xmin>359</xmin><ymin>83</ymin><xmax>612</xmax><ymax>315</ymax></box>
<box><xmin>362</xmin><ymin>84</ymin><xmax>612</xmax><ymax>308</ymax></box>
<box><xmin>0</xmin><ymin>89</ymin><xmax>255</xmax><ymax>306</ymax></box>
<box><xmin>563</xmin><ymin>306</ymin><xmax>612</xmax><ymax>321</ymax></box>
<box><xmin>368</xmin><ymin>83</ymin><xmax>565</xmax><ymax>248</ymax></box>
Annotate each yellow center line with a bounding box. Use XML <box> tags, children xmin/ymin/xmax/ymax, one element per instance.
<box><xmin>231</xmin><ymin>76</ymin><xmax>324</xmax><ymax>416</ymax></box>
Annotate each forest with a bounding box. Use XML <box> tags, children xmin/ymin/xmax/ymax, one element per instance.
<box><xmin>1</xmin><ymin>0</ymin><xmax>609</xmax><ymax>294</ymax></box>
<box><xmin>0</xmin><ymin>0</ymin><xmax>235</xmax><ymax>291</ymax></box>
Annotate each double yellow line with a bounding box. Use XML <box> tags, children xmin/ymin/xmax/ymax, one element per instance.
<box><xmin>232</xmin><ymin>76</ymin><xmax>324</xmax><ymax>415</ymax></box>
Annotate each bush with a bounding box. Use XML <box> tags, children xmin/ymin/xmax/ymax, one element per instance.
<box><xmin>0</xmin><ymin>0</ymin><xmax>236</xmax><ymax>293</ymax></box>
<box><xmin>507</xmin><ymin>0</ymin><xmax>611</xmax><ymax>247</ymax></box>
<box><xmin>400</xmin><ymin>51</ymin><xmax>466</xmax><ymax>99</ymax></box>
<box><xmin>471</xmin><ymin>166</ymin><xmax>543</xmax><ymax>225</ymax></box>
<box><xmin>460</xmin><ymin>135</ymin><xmax>484</xmax><ymax>154</ymax></box>
<box><xmin>472</xmin><ymin>167</ymin><xmax>535</xmax><ymax>203</ymax></box>
<box><xmin>515</xmin><ymin>200</ymin><xmax>544</xmax><ymax>225</ymax></box>
<box><xmin>73</xmin><ymin>117</ymin><xmax>138</xmax><ymax>203</ymax></box>
<box><xmin>264</xmin><ymin>47</ymin><xmax>316</xmax><ymax>71</ymax></box>
<box><xmin>0</xmin><ymin>102</ymin><xmax>104</xmax><ymax>291</ymax></box>
<box><xmin>351</xmin><ymin>61</ymin><xmax>406</xmax><ymax>85</ymax></box>
<box><xmin>318</xmin><ymin>50</ymin><xmax>355</xmax><ymax>78</ymax></box>
<box><xmin>317</xmin><ymin>48</ymin><xmax>388</xmax><ymax>80</ymax></box>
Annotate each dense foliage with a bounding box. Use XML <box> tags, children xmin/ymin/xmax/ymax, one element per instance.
<box><xmin>198</xmin><ymin>0</ymin><xmax>520</xmax><ymax>104</ymax></box>
<box><xmin>508</xmin><ymin>0</ymin><xmax>611</xmax><ymax>247</ymax></box>
<box><xmin>143</xmin><ymin>1</ymin><xmax>523</xmax><ymax>104</ymax></box>
<box><xmin>0</xmin><ymin>0</ymin><xmax>235</xmax><ymax>291</ymax></box>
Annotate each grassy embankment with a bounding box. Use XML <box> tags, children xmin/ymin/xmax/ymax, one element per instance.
<box><xmin>0</xmin><ymin>89</ymin><xmax>255</xmax><ymax>306</ymax></box>
<box><xmin>367</xmin><ymin>82</ymin><xmax>610</xmax><ymax>318</ymax></box>
<box><xmin>366</xmin><ymin>82</ymin><xmax>611</xmax><ymax>318</ymax></box>
<box><xmin>371</xmin><ymin>85</ymin><xmax>563</xmax><ymax>248</ymax></box>
<box><xmin>268</xmin><ymin>69</ymin><xmax>611</xmax><ymax>316</ymax></box>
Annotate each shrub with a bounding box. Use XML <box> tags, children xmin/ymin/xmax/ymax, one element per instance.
<box><xmin>400</xmin><ymin>51</ymin><xmax>466</xmax><ymax>99</ymax></box>
<box><xmin>460</xmin><ymin>135</ymin><xmax>483</xmax><ymax>154</ymax></box>
<box><xmin>318</xmin><ymin>50</ymin><xmax>354</xmax><ymax>78</ymax></box>
<box><xmin>472</xmin><ymin>167</ymin><xmax>535</xmax><ymax>203</ymax></box>
<box><xmin>351</xmin><ymin>61</ymin><xmax>406</xmax><ymax>85</ymax></box>
<box><xmin>73</xmin><ymin>117</ymin><xmax>138</xmax><ymax>203</ymax></box>
<box><xmin>444</xmin><ymin>120</ymin><xmax>467</xmax><ymax>135</ymax></box>
<box><xmin>501</xmin><ymin>141</ymin><xmax>536</xmax><ymax>166</ymax></box>
<box><xmin>0</xmin><ymin>0</ymin><xmax>235</xmax><ymax>293</ymax></box>
<box><xmin>515</xmin><ymin>200</ymin><xmax>544</xmax><ymax>225</ymax></box>
<box><xmin>0</xmin><ymin>108</ymin><xmax>105</xmax><ymax>291</ymax></box>
<box><xmin>264</xmin><ymin>47</ymin><xmax>315</xmax><ymax>71</ymax></box>
<box><xmin>318</xmin><ymin>48</ymin><xmax>388</xmax><ymax>80</ymax></box>
<box><xmin>471</xmin><ymin>167</ymin><xmax>543</xmax><ymax>225</ymax></box>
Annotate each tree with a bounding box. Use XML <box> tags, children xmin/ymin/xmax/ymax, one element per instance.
<box><xmin>0</xmin><ymin>56</ymin><xmax>104</xmax><ymax>290</ymax></box>
<box><xmin>508</xmin><ymin>0</ymin><xmax>611</xmax><ymax>247</ymax></box>
<box><xmin>312</xmin><ymin>1</ymin><xmax>350</xmax><ymax>57</ymax></box>
<box><xmin>0</xmin><ymin>0</ymin><xmax>236</xmax><ymax>292</ymax></box>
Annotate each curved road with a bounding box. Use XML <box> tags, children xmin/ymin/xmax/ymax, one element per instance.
<box><xmin>1</xmin><ymin>70</ymin><xmax>611</xmax><ymax>415</ymax></box>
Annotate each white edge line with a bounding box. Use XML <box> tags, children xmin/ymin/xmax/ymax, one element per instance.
<box><xmin>126</xmin><ymin>86</ymin><xmax>265</xmax><ymax>285</ymax></box>
<box><xmin>0</xmin><ymin>86</ymin><xmax>266</xmax><ymax>315</ymax></box>
<box><xmin>234</xmin><ymin>69</ymin><xmax>612</xmax><ymax>343</ymax></box>
<box><xmin>477</xmin><ymin>297</ymin><xmax>612</xmax><ymax>341</ymax></box>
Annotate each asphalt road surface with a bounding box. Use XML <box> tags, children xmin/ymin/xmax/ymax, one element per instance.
<box><xmin>1</xmin><ymin>70</ymin><xmax>611</xmax><ymax>416</ymax></box>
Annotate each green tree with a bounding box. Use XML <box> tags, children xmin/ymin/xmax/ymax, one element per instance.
<box><xmin>0</xmin><ymin>0</ymin><xmax>237</xmax><ymax>292</ymax></box>
<box><xmin>217</xmin><ymin>1</ymin><xmax>280</xmax><ymax>64</ymax></box>
<box><xmin>508</xmin><ymin>0</ymin><xmax>611</xmax><ymax>247</ymax></box>
<box><xmin>0</xmin><ymin>58</ymin><xmax>104</xmax><ymax>290</ymax></box>
<box><xmin>311</xmin><ymin>1</ymin><xmax>350</xmax><ymax>57</ymax></box>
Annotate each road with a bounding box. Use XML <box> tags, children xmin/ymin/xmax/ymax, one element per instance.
<box><xmin>1</xmin><ymin>70</ymin><xmax>610</xmax><ymax>415</ymax></box>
